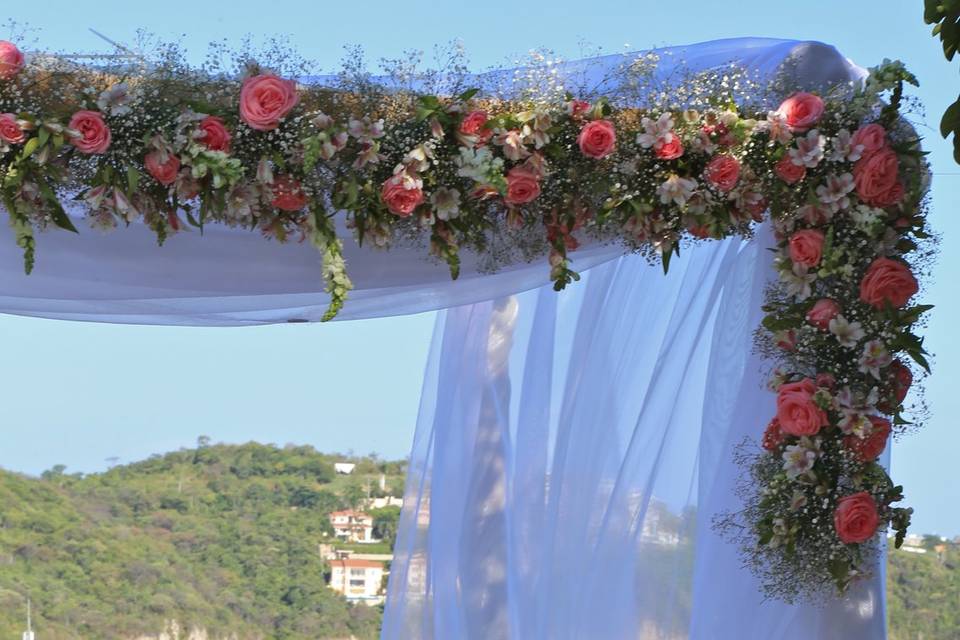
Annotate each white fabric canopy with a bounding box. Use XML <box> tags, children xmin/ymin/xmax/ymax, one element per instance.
<box><xmin>0</xmin><ymin>37</ymin><xmax>887</xmax><ymax>639</ymax></box>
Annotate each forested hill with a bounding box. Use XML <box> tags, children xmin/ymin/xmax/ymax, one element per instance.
<box><xmin>0</xmin><ymin>442</ymin><xmax>405</xmax><ymax>640</ymax></box>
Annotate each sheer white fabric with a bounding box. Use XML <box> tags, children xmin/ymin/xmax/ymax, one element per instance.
<box><xmin>383</xmin><ymin>228</ymin><xmax>887</xmax><ymax>639</ymax></box>
<box><xmin>0</xmin><ymin>37</ymin><xmax>865</xmax><ymax>326</ymax></box>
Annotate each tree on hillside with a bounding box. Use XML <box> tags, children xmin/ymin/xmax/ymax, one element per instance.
<box><xmin>370</xmin><ymin>506</ymin><xmax>401</xmax><ymax>548</ymax></box>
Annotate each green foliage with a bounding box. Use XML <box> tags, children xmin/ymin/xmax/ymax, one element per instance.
<box><xmin>888</xmin><ymin>541</ymin><xmax>960</xmax><ymax>639</ymax></box>
<box><xmin>0</xmin><ymin>443</ymin><xmax>404</xmax><ymax>639</ymax></box>
<box><xmin>925</xmin><ymin>0</ymin><xmax>960</xmax><ymax>162</ymax></box>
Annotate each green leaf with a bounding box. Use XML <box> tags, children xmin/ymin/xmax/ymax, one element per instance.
<box><xmin>940</xmin><ymin>98</ymin><xmax>960</xmax><ymax>138</ymax></box>
<box><xmin>20</xmin><ymin>137</ymin><xmax>40</xmax><ymax>160</ymax></box>
<box><xmin>456</xmin><ymin>88</ymin><xmax>479</xmax><ymax>102</ymax></box>
<box><xmin>38</xmin><ymin>127</ymin><xmax>50</xmax><ymax>148</ymax></box>
<box><xmin>37</xmin><ymin>180</ymin><xmax>78</xmax><ymax>233</ymax></box>
<box><xmin>126</xmin><ymin>166</ymin><xmax>141</xmax><ymax>195</ymax></box>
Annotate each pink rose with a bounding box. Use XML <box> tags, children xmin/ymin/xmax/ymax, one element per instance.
<box><xmin>775</xmin><ymin>155</ymin><xmax>805</xmax><ymax>184</ymax></box>
<box><xmin>239</xmin><ymin>74</ymin><xmax>299</xmax><ymax>131</ymax></box>
<box><xmin>381</xmin><ymin>177</ymin><xmax>424</xmax><ymax>217</ymax></box>
<box><xmin>851</xmin><ymin>123</ymin><xmax>887</xmax><ymax>157</ymax></box>
<box><xmin>853</xmin><ymin>147</ymin><xmax>902</xmax><ymax>207</ymax></box>
<box><xmin>845</xmin><ymin>416</ymin><xmax>891</xmax><ymax>462</ymax></box>
<box><xmin>198</xmin><ymin>116</ymin><xmax>232</xmax><ymax>152</ymax></box>
<box><xmin>459</xmin><ymin>111</ymin><xmax>492</xmax><ymax>144</ymax></box>
<box><xmin>762</xmin><ymin>417</ymin><xmax>786</xmax><ymax>452</ymax></box>
<box><xmin>776</xmin><ymin>378</ymin><xmax>828</xmax><ymax>437</ymax></box>
<box><xmin>144</xmin><ymin>151</ymin><xmax>180</xmax><ymax>186</ymax></box>
<box><xmin>788</xmin><ymin>229</ymin><xmax>824</xmax><ymax>267</ymax></box>
<box><xmin>504</xmin><ymin>166</ymin><xmax>541</xmax><ymax>205</ymax></box>
<box><xmin>270</xmin><ymin>176</ymin><xmax>309</xmax><ymax>211</ymax></box>
<box><xmin>704</xmin><ymin>155</ymin><xmax>740</xmax><ymax>192</ymax></box>
<box><xmin>806</xmin><ymin>298</ymin><xmax>841</xmax><ymax>330</ymax></box>
<box><xmin>777</xmin><ymin>92</ymin><xmax>824</xmax><ymax>131</ymax></box>
<box><xmin>859</xmin><ymin>257</ymin><xmax>918</xmax><ymax>309</ymax></box>
<box><xmin>68</xmin><ymin>110</ymin><xmax>111</xmax><ymax>154</ymax></box>
<box><xmin>833</xmin><ymin>492</ymin><xmax>880</xmax><ymax>544</ymax></box>
<box><xmin>0</xmin><ymin>113</ymin><xmax>26</xmax><ymax>144</ymax></box>
<box><xmin>815</xmin><ymin>373</ymin><xmax>836</xmax><ymax>390</ymax></box>
<box><xmin>577</xmin><ymin>119</ymin><xmax>616</xmax><ymax>159</ymax></box>
<box><xmin>0</xmin><ymin>41</ymin><xmax>25</xmax><ymax>80</ymax></box>
<box><xmin>568</xmin><ymin>100</ymin><xmax>591</xmax><ymax>117</ymax></box>
<box><xmin>655</xmin><ymin>136</ymin><xmax>684</xmax><ymax>160</ymax></box>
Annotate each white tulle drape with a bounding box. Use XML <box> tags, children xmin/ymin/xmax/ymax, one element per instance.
<box><xmin>383</xmin><ymin>227</ymin><xmax>887</xmax><ymax>640</ymax></box>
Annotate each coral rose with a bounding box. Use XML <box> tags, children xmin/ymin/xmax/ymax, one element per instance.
<box><xmin>859</xmin><ymin>257</ymin><xmax>918</xmax><ymax>309</ymax></box>
<box><xmin>777</xmin><ymin>92</ymin><xmax>824</xmax><ymax>131</ymax></box>
<box><xmin>578</xmin><ymin>119</ymin><xmax>617</xmax><ymax>159</ymax></box>
<box><xmin>144</xmin><ymin>151</ymin><xmax>180</xmax><ymax>186</ymax></box>
<box><xmin>69</xmin><ymin>110</ymin><xmax>111</xmax><ymax>154</ymax></box>
<box><xmin>853</xmin><ymin>146</ymin><xmax>902</xmax><ymax>207</ymax></box>
<box><xmin>776</xmin><ymin>378</ymin><xmax>828</xmax><ymax>437</ymax></box>
<box><xmin>239</xmin><ymin>74</ymin><xmax>299</xmax><ymax>131</ymax></box>
<box><xmin>270</xmin><ymin>176</ymin><xmax>309</xmax><ymax>211</ymax></box>
<box><xmin>806</xmin><ymin>298</ymin><xmax>841</xmax><ymax>330</ymax></box>
<box><xmin>459</xmin><ymin>111</ymin><xmax>492</xmax><ymax>144</ymax></box>
<box><xmin>0</xmin><ymin>113</ymin><xmax>25</xmax><ymax>144</ymax></box>
<box><xmin>381</xmin><ymin>177</ymin><xmax>424</xmax><ymax>217</ymax></box>
<box><xmin>775</xmin><ymin>155</ymin><xmax>805</xmax><ymax>184</ymax></box>
<box><xmin>833</xmin><ymin>492</ymin><xmax>880</xmax><ymax>544</ymax></box>
<box><xmin>198</xmin><ymin>116</ymin><xmax>232</xmax><ymax>152</ymax></box>
<box><xmin>704</xmin><ymin>155</ymin><xmax>740</xmax><ymax>192</ymax></box>
<box><xmin>851</xmin><ymin>123</ymin><xmax>888</xmax><ymax>157</ymax></box>
<box><xmin>655</xmin><ymin>136</ymin><xmax>684</xmax><ymax>160</ymax></box>
<box><xmin>0</xmin><ymin>41</ymin><xmax>24</xmax><ymax>80</ymax></box>
<box><xmin>845</xmin><ymin>416</ymin><xmax>891</xmax><ymax>462</ymax></box>
<box><xmin>504</xmin><ymin>166</ymin><xmax>541</xmax><ymax>205</ymax></box>
<box><xmin>788</xmin><ymin>229</ymin><xmax>825</xmax><ymax>267</ymax></box>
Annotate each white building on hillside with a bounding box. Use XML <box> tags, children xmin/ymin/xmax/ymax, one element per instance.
<box><xmin>329</xmin><ymin>558</ymin><xmax>386</xmax><ymax>606</ymax></box>
<box><xmin>329</xmin><ymin>510</ymin><xmax>377</xmax><ymax>543</ymax></box>
<box><xmin>334</xmin><ymin>462</ymin><xmax>356</xmax><ymax>475</ymax></box>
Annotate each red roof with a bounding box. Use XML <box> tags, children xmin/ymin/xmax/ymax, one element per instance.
<box><xmin>331</xmin><ymin>558</ymin><xmax>384</xmax><ymax>569</ymax></box>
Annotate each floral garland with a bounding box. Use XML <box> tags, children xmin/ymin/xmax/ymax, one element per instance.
<box><xmin>0</xmin><ymin>39</ymin><xmax>933</xmax><ymax>599</ymax></box>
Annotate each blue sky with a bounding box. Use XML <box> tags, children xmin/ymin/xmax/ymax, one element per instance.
<box><xmin>1</xmin><ymin>0</ymin><xmax>957</xmax><ymax>535</ymax></box>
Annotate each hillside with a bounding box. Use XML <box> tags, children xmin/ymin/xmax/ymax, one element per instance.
<box><xmin>0</xmin><ymin>442</ymin><xmax>405</xmax><ymax>640</ymax></box>
<box><xmin>888</xmin><ymin>540</ymin><xmax>960</xmax><ymax>640</ymax></box>
<box><xmin>1</xmin><ymin>441</ymin><xmax>957</xmax><ymax>638</ymax></box>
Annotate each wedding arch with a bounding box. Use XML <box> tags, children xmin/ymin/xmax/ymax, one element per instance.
<box><xmin>0</xmin><ymin>36</ymin><xmax>934</xmax><ymax>639</ymax></box>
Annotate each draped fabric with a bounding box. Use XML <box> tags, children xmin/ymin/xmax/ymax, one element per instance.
<box><xmin>383</xmin><ymin>228</ymin><xmax>887</xmax><ymax>639</ymax></box>
<box><xmin>0</xmin><ymin>37</ymin><xmax>888</xmax><ymax>639</ymax></box>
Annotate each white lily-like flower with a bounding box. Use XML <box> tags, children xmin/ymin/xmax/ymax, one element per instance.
<box><xmin>656</xmin><ymin>174</ymin><xmax>698</xmax><ymax>206</ymax></box>
<box><xmin>781</xmin><ymin>263</ymin><xmax>817</xmax><ymax>300</ymax></box>
<box><xmin>430</xmin><ymin>187</ymin><xmax>461</xmax><ymax>221</ymax></box>
<box><xmin>347</xmin><ymin>117</ymin><xmax>385</xmax><ymax>142</ymax></box>
<box><xmin>859</xmin><ymin>339</ymin><xmax>892</xmax><ymax>380</ymax></box>
<box><xmin>636</xmin><ymin>113</ymin><xmax>675</xmax><ymax>148</ymax></box>
<box><xmin>783</xmin><ymin>439</ymin><xmax>819</xmax><ymax>480</ymax></box>
<box><xmin>816</xmin><ymin>173</ymin><xmax>856</xmax><ymax>213</ymax></box>
<box><xmin>495</xmin><ymin>129</ymin><xmax>530</xmax><ymax>162</ymax></box>
<box><xmin>97</xmin><ymin>83</ymin><xmax>132</xmax><ymax>116</ymax></box>
<box><xmin>788</xmin><ymin>129</ymin><xmax>826</xmax><ymax>168</ymax></box>
<box><xmin>827</xmin><ymin>129</ymin><xmax>864</xmax><ymax>163</ymax></box>
<box><xmin>758</xmin><ymin>110</ymin><xmax>793</xmax><ymax>144</ymax></box>
<box><xmin>828</xmin><ymin>314</ymin><xmax>865</xmax><ymax>348</ymax></box>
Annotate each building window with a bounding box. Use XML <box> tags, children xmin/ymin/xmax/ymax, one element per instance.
<box><xmin>350</xmin><ymin>579</ymin><xmax>366</xmax><ymax>587</ymax></box>
<box><xmin>350</xmin><ymin>568</ymin><xmax>366</xmax><ymax>577</ymax></box>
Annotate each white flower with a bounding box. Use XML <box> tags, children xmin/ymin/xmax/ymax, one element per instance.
<box><xmin>787</xmin><ymin>129</ymin><xmax>826</xmax><ymax>168</ymax></box>
<box><xmin>816</xmin><ymin>173</ymin><xmax>855</xmax><ymax>213</ymax></box>
<box><xmin>850</xmin><ymin>204</ymin><xmax>884</xmax><ymax>232</ymax></box>
<box><xmin>456</xmin><ymin>146</ymin><xmax>504</xmax><ymax>183</ymax></box>
<box><xmin>256</xmin><ymin>158</ymin><xmax>274</xmax><ymax>185</ymax></box>
<box><xmin>430</xmin><ymin>187</ymin><xmax>461</xmax><ymax>221</ymax></box>
<box><xmin>827</xmin><ymin>129</ymin><xmax>864</xmax><ymax>163</ymax></box>
<box><xmin>828</xmin><ymin>315</ymin><xmax>865</xmax><ymax>348</ymax></box>
<box><xmin>838</xmin><ymin>411</ymin><xmax>871</xmax><ymax>437</ymax></box>
<box><xmin>311</xmin><ymin>112</ymin><xmax>334</xmax><ymax>129</ymax></box>
<box><xmin>518</xmin><ymin>108</ymin><xmax>552</xmax><ymax>148</ymax></box>
<box><xmin>781</xmin><ymin>263</ymin><xmax>817</xmax><ymax>300</ymax></box>
<box><xmin>783</xmin><ymin>439</ymin><xmax>818</xmax><ymax>479</ymax></box>
<box><xmin>97</xmin><ymin>83</ymin><xmax>132</xmax><ymax>116</ymax></box>
<box><xmin>789</xmin><ymin>491</ymin><xmax>809</xmax><ymax>511</ymax></box>
<box><xmin>758</xmin><ymin>110</ymin><xmax>793</xmax><ymax>144</ymax></box>
<box><xmin>347</xmin><ymin>117</ymin><xmax>385</xmax><ymax>142</ymax></box>
<box><xmin>353</xmin><ymin>141</ymin><xmax>385</xmax><ymax>169</ymax></box>
<box><xmin>859</xmin><ymin>339</ymin><xmax>892</xmax><ymax>380</ymax></box>
<box><xmin>656</xmin><ymin>174</ymin><xmax>698</xmax><ymax>206</ymax></box>
<box><xmin>637</xmin><ymin>113</ymin><xmax>675</xmax><ymax>148</ymax></box>
<box><xmin>689</xmin><ymin>129</ymin><xmax>716</xmax><ymax>154</ymax></box>
<box><xmin>494</xmin><ymin>129</ymin><xmax>530</xmax><ymax>161</ymax></box>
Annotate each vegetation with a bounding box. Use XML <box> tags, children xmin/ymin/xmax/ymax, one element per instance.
<box><xmin>1</xmin><ymin>439</ymin><xmax>957</xmax><ymax>638</ymax></box>
<box><xmin>888</xmin><ymin>538</ymin><xmax>960</xmax><ymax>640</ymax></box>
<box><xmin>0</xmin><ymin>441</ymin><xmax>404</xmax><ymax>640</ymax></box>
